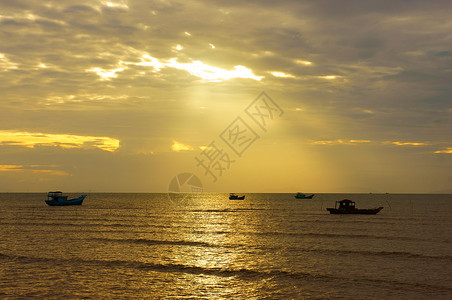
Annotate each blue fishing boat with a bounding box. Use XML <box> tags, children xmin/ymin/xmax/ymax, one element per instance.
<box><xmin>294</xmin><ymin>192</ymin><xmax>315</xmax><ymax>199</ymax></box>
<box><xmin>229</xmin><ymin>193</ymin><xmax>245</xmax><ymax>200</ymax></box>
<box><xmin>45</xmin><ymin>191</ymin><xmax>86</xmax><ymax>206</ymax></box>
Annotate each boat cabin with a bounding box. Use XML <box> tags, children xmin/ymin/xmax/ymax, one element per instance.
<box><xmin>335</xmin><ymin>199</ymin><xmax>356</xmax><ymax>210</ymax></box>
<box><xmin>47</xmin><ymin>191</ymin><xmax>68</xmax><ymax>201</ymax></box>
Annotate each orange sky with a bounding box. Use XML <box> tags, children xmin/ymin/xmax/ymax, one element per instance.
<box><xmin>0</xmin><ymin>0</ymin><xmax>451</xmax><ymax>192</ymax></box>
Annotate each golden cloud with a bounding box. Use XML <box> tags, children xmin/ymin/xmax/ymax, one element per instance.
<box><xmin>311</xmin><ymin>139</ymin><xmax>371</xmax><ymax>145</ymax></box>
<box><xmin>385</xmin><ymin>141</ymin><xmax>431</xmax><ymax>146</ymax></box>
<box><xmin>171</xmin><ymin>140</ymin><xmax>194</xmax><ymax>152</ymax></box>
<box><xmin>434</xmin><ymin>148</ymin><xmax>452</xmax><ymax>154</ymax></box>
<box><xmin>0</xmin><ymin>130</ymin><xmax>120</xmax><ymax>152</ymax></box>
<box><xmin>0</xmin><ymin>165</ymin><xmax>68</xmax><ymax>176</ymax></box>
<box><xmin>87</xmin><ymin>50</ymin><xmax>263</xmax><ymax>82</ymax></box>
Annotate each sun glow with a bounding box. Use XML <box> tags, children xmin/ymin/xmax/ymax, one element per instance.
<box><xmin>87</xmin><ymin>49</ymin><xmax>263</xmax><ymax>82</ymax></box>
<box><xmin>171</xmin><ymin>140</ymin><xmax>194</xmax><ymax>152</ymax></box>
<box><xmin>136</xmin><ymin>54</ymin><xmax>165</xmax><ymax>71</ymax></box>
<box><xmin>0</xmin><ymin>130</ymin><xmax>120</xmax><ymax>152</ymax></box>
<box><xmin>318</xmin><ymin>75</ymin><xmax>337</xmax><ymax>80</ymax></box>
<box><xmin>101</xmin><ymin>0</ymin><xmax>129</xmax><ymax>9</ymax></box>
<box><xmin>173</xmin><ymin>44</ymin><xmax>183</xmax><ymax>51</ymax></box>
<box><xmin>271</xmin><ymin>71</ymin><xmax>295</xmax><ymax>78</ymax></box>
<box><xmin>0</xmin><ymin>53</ymin><xmax>18</xmax><ymax>70</ymax></box>
<box><xmin>295</xmin><ymin>59</ymin><xmax>312</xmax><ymax>65</ymax></box>
<box><xmin>166</xmin><ymin>59</ymin><xmax>263</xmax><ymax>82</ymax></box>
<box><xmin>87</xmin><ymin>67</ymin><xmax>125</xmax><ymax>80</ymax></box>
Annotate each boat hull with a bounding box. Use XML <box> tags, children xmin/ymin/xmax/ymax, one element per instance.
<box><xmin>295</xmin><ymin>194</ymin><xmax>314</xmax><ymax>199</ymax></box>
<box><xmin>229</xmin><ymin>196</ymin><xmax>245</xmax><ymax>200</ymax></box>
<box><xmin>45</xmin><ymin>195</ymin><xmax>86</xmax><ymax>206</ymax></box>
<box><xmin>326</xmin><ymin>207</ymin><xmax>383</xmax><ymax>215</ymax></box>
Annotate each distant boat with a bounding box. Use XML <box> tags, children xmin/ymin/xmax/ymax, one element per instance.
<box><xmin>229</xmin><ymin>193</ymin><xmax>245</xmax><ymax>200</ymax></box>
<box><xmin>294</xmin><ymin>192</ymin><xmax>315</xmax><ymax>199</ymax></box>
<box><xmin>45</xmin><ymin>191</ymin><xmax>86</xmax><ymax>206</ymax></box>
<box><xmin>326</xmin><ymin>199</ymin><xmax>383</xmax><ymax>214</ymax></box>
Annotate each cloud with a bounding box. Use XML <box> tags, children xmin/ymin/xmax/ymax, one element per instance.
<box><xmin>86</xmin><ymin>51</ymin><xmax>263</xmax><ymax>82</ymax></box>
<box><xmin>0</xmin><ymin>130</ymin><xmax>120</xmax><ymax>152</ymax></box>
<box><xmin>311</xmin><ymin>139</ymin><xmax>372</xmax><ymax>145</ymax></box>
<box><xmin>385</xmin><ymin>141</ymin><xmax>431</xmax><ymax>147</ymax></box>
<box><xmin>0</xmin><ymin>165</ymin><xmax>24</xmax><ymax>172</ymax></box>
<box><xmin>434</xmin><ymin>148</ymin><xmax>452</xmax><ymax>154</ymax></box>
<box><xmin>271</xmin><ymin>71</ymin><xmax>295</xmax><ymax>78</ymax></box>
<box><xmin>0</xmin><ymin>164</ymin><xmax>68</xmax><ymax>176</ymax></box>
<box><xmin>171</xmin><ymin>140</ymin><xmax>194</xmax><ymax>152</ymax></box>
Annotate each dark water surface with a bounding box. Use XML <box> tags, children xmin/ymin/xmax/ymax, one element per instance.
<box><xmin>0</xmin><ymin>193</ymin><xmax>451</xmax><ymax>299</ymax></box>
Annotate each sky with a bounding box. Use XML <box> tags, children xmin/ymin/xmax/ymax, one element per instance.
<box><xmin>0</xmin><ymin>0</ymin><xmax>451</xmax><ymax>193</ymax></box>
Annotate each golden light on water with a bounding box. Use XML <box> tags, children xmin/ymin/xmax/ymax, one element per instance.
<box><xmin>0</xmin><ymin>130</ymin><xmax>120</xmax><ymax>152</ymax></box>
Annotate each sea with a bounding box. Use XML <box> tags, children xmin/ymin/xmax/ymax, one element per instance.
<box><xmin>0</xmin><ymin>193</ymin><xmax>451</xmax><ymax>299</ymax></box>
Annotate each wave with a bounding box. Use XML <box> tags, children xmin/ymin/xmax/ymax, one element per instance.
<box><xmin>189</xmin><ymin>229</ymin><xmax>437</xmax><ymax>242</ymax></box>
<box><xmin>1</xmin><ymin>252</ymin><xmax>451</xmax><ymax>293</ymax></box>
<box><xmin>87</xmin><ymin>238</ymin><xmax>451</xmax><ymax>261</ymax></box>
<box><xmin>0</xmin><ymin>251</ymin><xmax>318</xmax><ymax>281</ymax></box>
<box><xmin>90</xmin><ymin>237</ymin><xmax>231</xmax><ymax>248</ymax></box>
<box><xmin>299</xmin><ymin>248</ymin><xmax>452</xmax><ymax>261</ymax></box>
<box><xmin>259</xmin><ymin>231</ymin><xmax>437</xmax><ymax>242</ymax></box>
<box><xmin>188</xmin><ymin>208</ymin><xmax>271</xmax><ymax>213</ymax></box>
<box><xmin>0</xmin><ymin>221</ymin><xmax>173</xmax><ymax>229</ymax></box>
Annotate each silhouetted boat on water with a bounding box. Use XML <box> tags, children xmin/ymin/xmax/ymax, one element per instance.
<box><xmin>45</xmin><ymin>191</ymin><xmax>86</xmax><ymax>206</ymax></box>
<box><xmin>229</xmin><ymin>193</ymin><xmax>245</xmax><ymax>200</ymax></box>
<box><xmin>294</xmin><ymin>192</ymin><xmax>315</xmax><ymax>199</ymax></box>
<box><xmin>326</xmin><ymin>199</ymin><xmax>383</xmax><ymax>214</ymax></box>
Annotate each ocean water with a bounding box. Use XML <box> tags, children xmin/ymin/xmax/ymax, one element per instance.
<box><xmin>0</xmin><ymin>193</ymin><xmax>451</xmax><ymax>299</ymax></box>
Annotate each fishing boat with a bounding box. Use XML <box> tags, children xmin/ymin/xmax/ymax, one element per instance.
<box><xmin>229</xmin><ymin>193</ymin><xmax>245</xmax><ymax>200</ymax></box>
<box><xmin>326</xmin><ymin>199</ymin><xmax>383</xmax><ymax>214</ymax></box>
<box><xmin>45</xmin><ymin>191</ymin><xmax>87</xmax><ymax>206</ymax></box>
<box><xmin>294</xmin><ymin>192</ymin><xmax>315</xmax><ymax>199</ymax></box>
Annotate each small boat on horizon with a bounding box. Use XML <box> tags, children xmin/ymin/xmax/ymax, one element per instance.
<box><xmin>45</xmin><ymin>191</ymin><xmax>87</xmax><ymax>206</ymax></box>
<box><xmin>229</xmin><ymin>193</ymin><xmax>245</xmax><ymax>200</ymax></box>
<box><xmin>294</xmin><ymin>192</ymin><xmax>315</xmax><ymax>199</ymax></box>
<box><xmin>326</xmin><ymin>199</ymin><xmax>383</xmax><ymax>215</ymax></box>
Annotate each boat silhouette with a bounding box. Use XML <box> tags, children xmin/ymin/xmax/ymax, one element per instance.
<box><xmin>45</xmin><ymin>191</ymin><xmax>87</xmax><ymax>206</ymax></box>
